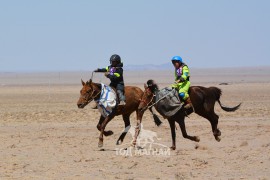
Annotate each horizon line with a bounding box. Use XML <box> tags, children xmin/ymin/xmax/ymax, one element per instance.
<box><xmin>1</xmin><ymin>65</ymin><xmax>270</xmax><ymax>73</ymax></box>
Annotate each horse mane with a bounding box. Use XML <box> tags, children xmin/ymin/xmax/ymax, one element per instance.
<box><xmin>86</xmin><ymin>80</ymin><xmax>102</xmax><ymax>90</ymax></box>
<box><xmin>147</xmin><ymin>79</ymin><xmax>159</xmax><ymax>92</ymax></box>
<box><xmin>94</xmin><ymin>82</ymin><xmax>102</xmax><ymax>89</ymax></box>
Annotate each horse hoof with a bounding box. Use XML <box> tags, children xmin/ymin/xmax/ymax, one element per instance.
<box><xmin>214</xmin><ymin>129</ymin><xmax>221</xmax><ymax>136</ymax></box>
<box><xmin>131</xmin><ymin>141</ymin><xmax>136</xmax><ymax>147</ymax></box>
<box><xmin>195</xmin><ymin>136</ymin><xmax>200</xmax><ymax>142</ymax></box>
<box><xmin>98</xmin><ymin>141</ymin><xmax>103</xmax><ymax>148</ymax></box>
<box><xmin>170</xmin><ymin>146</ymin><xmax>176</xmax><ymax>150</ymax></box>
<box><xmin>130</xmin><ymin>144</ymin><xmax>135</xmax><ymax>148</ymax></box>
<box><xmin>104</xmin><ymin>130</ymin><xmax>114</xmax><ymax>136</ymax></box>
<box><xmin>215</xmin><ymin>136</ymin><xmax>221</xmax><ymax>142</ymax></box>
<box><xmin>116</xmin><ymin>140</ymin><xmax>122</xmax><ymax>145</ymax></box>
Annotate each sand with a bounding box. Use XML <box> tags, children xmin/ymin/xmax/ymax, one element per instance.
<box><xmin>0</xmin><ymin>67</ymin><xmax>270</xmax><ymax>179</ymax></box>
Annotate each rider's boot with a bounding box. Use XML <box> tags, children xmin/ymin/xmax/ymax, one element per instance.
<box><xmin>184</xmin><ymin>97</ymin><xmax>192</xmax><ymax>109</ymax></box>
<box><xmin>117</xmin><ymin>90</ymin><xmax>126</xmax><ymax>106</ymax></box>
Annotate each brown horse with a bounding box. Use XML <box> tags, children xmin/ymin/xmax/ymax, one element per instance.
<box><xmin>77</xmin><ymin>79</ymin><xmax>152</xmax><ymax>148</ymax></box>
<box><xmin>138</xmin><ymin>80</ymin><xmax>241</xmax><ymax>150</ymax></box>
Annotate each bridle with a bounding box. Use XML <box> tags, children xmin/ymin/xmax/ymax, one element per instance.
<box><xmin>86</xmin><ymin>73</ymin><xmax>101</xmax><ymax>103</ymax></box>
<box><xmin>140</xmin><ymin>88</ymin><xmax>156</xmax><ymax>111</ymax></box>
<box><xmin>81</xmin><ymin>85</ymin><xmax>101</xmax><ymax>104</ymax></box>
<box><xmin>140</xmin><ymin>86</ymin><xmax>174</xmax><ymax>111</ymax></box>
<box><xmin>80</xmin><ymin>73</ymin><xmax>102</xmax><ymax>106</ymax></box>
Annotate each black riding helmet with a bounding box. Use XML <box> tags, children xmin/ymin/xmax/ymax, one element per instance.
<box><xmin>110</xmin><ymin>54</ymin><xmax>121</xmax><ymax>64</ymax></box>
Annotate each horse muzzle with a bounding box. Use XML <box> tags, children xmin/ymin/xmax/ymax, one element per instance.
<box><xmin>77</xmin><ymin>103</ymin><xmax>86</xmax><ymax>109</ymax></box>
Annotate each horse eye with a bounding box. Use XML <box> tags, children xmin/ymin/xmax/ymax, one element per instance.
<box><xmin>87</xmin><ymin>89</ymin><xmax>93</xmax><ymax>93</ymax></box>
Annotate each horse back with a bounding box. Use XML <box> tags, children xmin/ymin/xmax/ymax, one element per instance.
<box><xmin>114</xmin><ymin>86</ymin><xmax>143</xmax><ymax>116</ymax></box>
<box><xmin>124</xmin><ymin>86</ymin><xmax>143</xmax><ymax>103</ymax></box>
<box><xmin>189</xmin><ymin>86</ymin><xmax>222</xmax><ymax>107</ymax></box>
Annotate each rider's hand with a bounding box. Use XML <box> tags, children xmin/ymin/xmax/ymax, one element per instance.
<box><xmin>180</xmin><ymin>77</ymin><xmax>185</xmax><ymax>82</ymax></box>
<box><xmin>94</xmin><ymin>68</ymin><xmax>99</xmax><ymax>72</ymax></box>
<box><xmin>176</xmin><ymin>77</ymin><xmax>185</xmax><ymax>83</ymax></box>
<box><xmin>104</xmin><ymin>72</ymin><xmax>110</xmax><ymax>77</ymax></box>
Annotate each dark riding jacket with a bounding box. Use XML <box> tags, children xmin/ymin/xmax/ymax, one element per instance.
<box><xmin>96</xmin><ymin>63</ymin><xmax>125</xmax><ymax>90</ymax></box>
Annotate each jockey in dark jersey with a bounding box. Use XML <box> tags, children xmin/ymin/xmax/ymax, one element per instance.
<box><xmin>94</xmin><ymin>54</ymin><xmax>126</xmax><ymax>106</ymax></box>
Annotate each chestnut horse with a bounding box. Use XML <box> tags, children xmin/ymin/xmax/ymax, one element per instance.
<box><xmin>138</xmin><ymin>80</ymin><xmax>241</xmax><ymax>150</ymax></box>
<box><xmin>77</xmin><ymin>79</ymin><xmax>155</xmax><ymax>148</ymax></box>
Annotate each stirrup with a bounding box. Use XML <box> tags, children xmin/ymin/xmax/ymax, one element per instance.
<box><xmin>119</xmin><ymin>101</ymin><xmax>126</xmax><ymax>106</ymax></box>
<box><xmin>184</xmin><ymin>104</ymin><xmax>192</xmax><ymax>109</ymax></box>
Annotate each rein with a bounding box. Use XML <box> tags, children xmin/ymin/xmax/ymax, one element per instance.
<box><xmin>141</xmin><ymin>89</ymin><xmax>175</xmax><ymax>111</ymax></box>
<box><xmin>87</xmin><ymin>90</ymin><xmax>101</xmax><ymax>103</ymax></box>
<box><xmin>140</xmin><ymin>93</ymin><xmax>156</xmax><ymax>110</ymax></box>
<box><xmin>82</xmin><ymin>84</ymin><xmax>101</xmax><ymax>104</ymax></box>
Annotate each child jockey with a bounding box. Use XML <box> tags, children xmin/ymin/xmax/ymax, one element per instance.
<box><xmin>94</xmin><ymin>54</ymin><xmax>126</xmax><ymax>106</ymax></box>
<box><xmin>171</xmin><ymin>56</ymin><xmax>192</xmax><ymax>109</ymax></box>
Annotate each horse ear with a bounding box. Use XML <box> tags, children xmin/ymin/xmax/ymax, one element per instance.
<box><xmin>81</xmin><ymin>79</ymin><xmax>85</xmax><ymax>86</ymax></box>
<box><xmin>144</xmin><ymin>83</ymin><xmax>148</xmax><ymax>89</ymax></box>
<box><xmin>89</xmin><ymin>79</ymin><xmax>92</xmax><ymax>84</ymax></box>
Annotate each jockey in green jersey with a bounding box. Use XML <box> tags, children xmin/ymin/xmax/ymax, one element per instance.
<box><xmin>171</xmin><ymin>56</ymin><xmax>192</xmax><ymax>109</ymax></box>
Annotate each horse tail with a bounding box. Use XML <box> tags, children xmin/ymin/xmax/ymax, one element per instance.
<box><xmin>149</xmin><ymin>107</ymin><xmax>162</xmax><ymax>126</ymax></box>
<box><xmin>217</xmin><ymin>100</ymin><xmax>241</xmax><ymax>112</ymax></box>
<box><xmin>210</xmin><ymin>86</ymin><xmax>222</xmax><ymax>100</ymax></box>
<box><xmin>210</xmin><ymin>87</ymin><xmax>241</xmax><ymax>112</ymax></box>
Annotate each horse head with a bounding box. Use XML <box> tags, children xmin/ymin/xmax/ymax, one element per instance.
<box><xmin>77</xmin><ymin>79</ymin><xmax>101</xmax><ymax>108</ymax></box>
<box><xmin>146</xmin><ymin>79</ymin><xmax>159</xmax><ymax>92</ymax></box>
<box><xmin>138</xmin><ymin>79</ymin><xmax>158</xmax><ymax>112</ymax></box>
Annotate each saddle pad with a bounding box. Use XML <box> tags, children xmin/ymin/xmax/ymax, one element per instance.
<box><xmin>155</xmin><ymin>87</ymin><xmax>182</xmax><ymax>118</ymax></box>
<box><xmin>96</xmin><ymin>83</ymin><xmax>117</xmax><ymax>117</ymax></box>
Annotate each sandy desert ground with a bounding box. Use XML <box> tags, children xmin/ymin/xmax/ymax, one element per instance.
<box><xmin>0</xmin><ymin>67</ymin><xmax>270</xmax><ymax>179</ymax></box>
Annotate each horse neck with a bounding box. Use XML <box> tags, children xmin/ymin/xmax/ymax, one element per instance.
<box><xmin>150</xmin><ymin>89</ymin><xmax>158</xmax><ymax>105</ymax></box>
<box><xmin>153</xmin><ymin>89</ymin><xmax>159</xmax><ymax>97</ymax></box>
<box><xmin>152</xmin><ymin>84</ymin><xmax>159</xmax><ymax>94</ymax></box>
<box><xmin>92</xmin><ymin>82</ymin><xmax>102</xmax><ymax>101</ymax></box>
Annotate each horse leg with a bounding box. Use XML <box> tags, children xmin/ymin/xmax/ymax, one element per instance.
<box><xmin>116</xmin><ymin>114</ymin><xmax>131</xmax><ymax>145</ymax></box>
<box><xmin>168</xmin><ymin>118</ymin><xmax>176</xmax><ymax>150</ymax></box>
<box><xmin>131</xmin><ymin>109</ymin><xmax>144</xmax><ymax>147</ymax></box>
<box><xmin>209</xmin><ymin>112</ymin><xmax>221</xmax><ymax>142</ymax></box>
<box><xmin>198</xmin><ymin>110</ymin><xmax>221</xmax><ymax>142</ymax></box>
<box><xmin>132</xmin><ymin>119</ymin><xmax>142</xmax><ymax>147</ymax></box>
<box><xmin>96</xmin><ymin>115</ymin><xmax>104</xmax><ymax>131</ymax></box>
<box><xmin>97</xmin><ymin>115</ymin><xmax>113</xmax><ymax>136</ymax></box>
<box><xmin>98</xmin><ymin>115</ymin><xmax>114</xmax><ymax>148</ymax></box>
<box><xmin>176</xmin><ymin>117</ymin><xmax>200</xmax><ymax>142</ymax></box>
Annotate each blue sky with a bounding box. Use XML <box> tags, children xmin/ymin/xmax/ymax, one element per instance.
<box><xmin>0</xmin><ymin>0</ymin><xmax>269</xmax><ymax>71</ymax></box>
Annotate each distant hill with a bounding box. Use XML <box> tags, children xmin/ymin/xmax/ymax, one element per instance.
<box><xmin>125</xmin><ymin>63</ymin><xmax>172</xmax><ymax>70</ymax></box>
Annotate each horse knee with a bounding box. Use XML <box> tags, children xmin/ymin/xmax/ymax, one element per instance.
<box><xmin>182</xmin><ymin>134</ymin><xmax>188</xmax><ymax>139</ymax></box>
<box><xmin>97</xmin><ymin>124</ymin><xmax>101</xmax><ymax>131</ymax></box>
